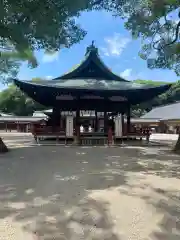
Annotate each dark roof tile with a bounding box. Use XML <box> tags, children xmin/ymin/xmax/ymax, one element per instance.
<box><xmin>141</xmin><ymin>102</ymin><xmax>180</xmax><ymax>120</ymax></box>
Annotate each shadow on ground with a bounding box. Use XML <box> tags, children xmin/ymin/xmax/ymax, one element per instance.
<box><xmin>150</xmin><ymin>188</ymin><xmax>180</xmax><ymax>240</ymax></box>
<box><xmin>120</xmin><ymin>184</ymin><xmax>180</xmax><ymax>240</ymax></box>
<box><xmin>0</xmin><ymin>144</ymin><xmax>180</xmax><ymax>239</ymax></box>
<box><xmin>109</xmin><ymin>144</ymin><xmax>180</xmax><ymax>240</ymax></box>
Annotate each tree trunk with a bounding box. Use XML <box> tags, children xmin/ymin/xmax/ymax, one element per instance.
<box><xmin>0</xmin><ymin>137</ymin><xmax>8</xmax><ymax>153</ymax></box>
<box><xmin>173</xmin><ymin>134</ymin><xmax>180</xmax><ymax>153</ymax></box>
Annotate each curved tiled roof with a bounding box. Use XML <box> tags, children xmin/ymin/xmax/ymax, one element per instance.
<box><xmin>13</xmin><ymin>43</ymin><xmax>172</xmax><ymax>108</ymax></box>
<box><xmin>14</xmin><ymin>78</ymin><xmax>171</xmax><ymax>91</ymax></box>
<box><xmin>13</xmin><ymin>78</ymin><xmax>171</xmax><ymax>108</ymax></box>
<box><xmin>141</xmin><ymin>102</ymin><xmax>180</xmax><ymax>120</ymax></box>
<box><xmin>53</xmin><ymin>42</ymin><xmax>128</xmax><ymax>82</ymax></box>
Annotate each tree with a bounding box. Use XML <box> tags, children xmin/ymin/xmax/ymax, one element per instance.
<box><xmin>0</xmin><ymin>0</ymin><xmax>101</xmax><ymax>151</ymax></box>
<box><xmin>31</xmin><ymin>78</ymin><xmax>43</xmax><ymax>82</ymax></box>
<box><xmin>0</xmin><ymin>0</ymin><xmax>90</xmax><ymax>49</ymax></box>
<box><xmin>124</xmin><ymin>0</ymin><xmax>180</xmax><ymax>75</ymax></box>
<box><xmin>0</xmin><ymin>0</ymin><xmax>103</xmax><ymax>82</ymax></box>
<box><xmin>0</xmin><ymin>84</ymin><xmax>45</xmax><ymax>116</ymax></box>
<box><xmin>95</xmin><ymin>0</ymin><xmax>179</xmax><ymax>75</ymax></box>
<box><xmin>120</xmin><ymin>0</ymin><xmax>180</xmax><ymax>152</ymax></box>
<box><xmin>0</xmin><ymin>84</ymin><xmax>36</xmax><ymax>152</ymax></box>
<box><xmin>94</xmin><ymin>0</ymin><xmax>180</xmax><ymax>151</ymax></box>
<box><xmin>0</xmin><ymin>44</ymin><xmax>38</xmax><ymax>83</ymax></box>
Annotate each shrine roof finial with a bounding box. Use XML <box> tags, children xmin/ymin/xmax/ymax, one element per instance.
<box><xmin>85</xmin><ymin>41</ymin><xmax>98</xmax><ymax>55</ymax></box>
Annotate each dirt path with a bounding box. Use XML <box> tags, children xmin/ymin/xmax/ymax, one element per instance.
<box><xmin>0</xmin><ymin>135</ymin><xmax>180</xmax><ymax>239</ymax></box>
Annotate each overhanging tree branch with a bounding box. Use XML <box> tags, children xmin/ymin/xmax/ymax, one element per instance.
<box><xmin>166</xmin><ymin>20</ymin><xmax>180</xmax><ymax>46</ymax></box>
<box><xmin>153</xmin><ymin>10</ymin><xmax>180</xmax><ymax>50</ymax></box>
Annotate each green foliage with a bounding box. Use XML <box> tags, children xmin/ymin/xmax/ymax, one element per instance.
<box><xmin>95</xmin><ymin>0</ymin><xmax>180</xmax><ymax>75</ymax></box>
<box><xmin>0</xmin><ymin>0</ymin><xmax>90</xmax><ymax>51</ymax></box>
<box><xmin>0</xmin><ymin>46</ymin><xmax>39</xmax><ymax>83</ymax></box>
<box><xmin>123</xmin><ymin>0</ymin><xmax>180</xmax><ymax>75</ymax></box>
<box><xmin>1</xmin><ymin>49</ymin><xmax>38</xmax><ymax>68</ymax></box>
<box><xmin>0</xmin><ymin>0</ymin><xmax>99</xmax><ymax>82</ymax></box>
<box><xmin>0</xmin><ymin>0</ymin><xmax>179</xmax><ymax>83</ymax></box>
<box><xmin>132</xmin><ymin>79</ymin><xmax>180</xmax><ymax>117</ymax></box>
<box><xmin>134</xmin><ymin>79</ymin><xmax>167</xmax><ymax>85</ymax></box>
<box><xmin>0</xmin><ymin>84</ymin><xmax>46</xmax><ymax>115</ymax></box>
<box><xmin>31</xmin><ymin>77</ymin><xmax>43</xmax><ymax>82</ymax></box>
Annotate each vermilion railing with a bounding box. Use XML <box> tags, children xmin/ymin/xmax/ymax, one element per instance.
<box><xmin>123</xmin><ymin>129</ymin><xmax>151</xmax><ymax>136</ymax></box>
<box><xmin>31</xmin><ymin>125</ymin><xmax>151</xmax><ymax>137</ymax></box>
<box><xmin>32</xmin><ymin>126</ymin><xmax>66</xmax><ymax>136</ymax></box>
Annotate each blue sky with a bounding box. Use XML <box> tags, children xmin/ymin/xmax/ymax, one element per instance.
<box><xmin>3</xmin><ymin>10</ymin><xmax>178</xmax><ymax>89</ymax></box>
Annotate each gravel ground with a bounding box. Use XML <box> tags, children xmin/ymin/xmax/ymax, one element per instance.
<box><xmin>0</xmin><ymin>133</ymin><xmax>180</xmax><ymax>239</ymax></box>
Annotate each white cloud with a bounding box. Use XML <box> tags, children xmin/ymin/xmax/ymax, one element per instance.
<box><xmin>42</xmin><ymin>52</ymin><xmax>59</xmax><ymax>63</ymax></box>
<box><xmin>120</xmin><ymin>69</ymin><xmax>132</xmax><ymax>79</ymax></box>
<box><xmin>45</xmin><ymin>75</ymin><xmax>53</xmax><ymax>80</ymax></box>
<box><xmin>120</xmin><ymin>69</ymin><xmax>146</xmax><ymax>80</ymax></box>
<box><xmin>101</xmin><ymin>33</ymin><xmax>130</xmax><ymax>57</ymax></box>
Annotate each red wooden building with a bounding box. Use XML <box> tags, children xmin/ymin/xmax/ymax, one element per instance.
<box><xmin>0</xmin><ymin>112</ymin><xmax>47</xmax><ymax>132</ymax></box>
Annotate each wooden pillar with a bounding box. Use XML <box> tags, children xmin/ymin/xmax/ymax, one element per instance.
<box><xmin>104</xmin><ymin>111</ymin><xmax>108</xmax><ymax>133</ymax></box>
<box><xmin>127</xmin><ymin>105</ymin><xmax>131</xmax><ymax>135</ymax></box>
<box><xmin>59</xmin><ymin>111</ymin><xmax>61</xmax><ymax>131</ymax></box>
<box><xmin>75</xmin><ymin>109</ymin><xmax>80</xmax><ymax>145</ymax></box>
<box><xmin>52</xmin><ymin>107</ymin><xmax>60</xmax><ymax>132</ymax></box>
<box><xmin>95</xmin><ymin>110</ymin><xmax>98</xmax><ymax>132</ymax></box>
<box><xmin>121</xmin><ymin>114</ymin><xmax>124</xmax><ymax>136</ymax></box>
<box><xmin>52</xmin><ymin>108</ymin><xmax>56</xmax><ymax>131</ymax></box>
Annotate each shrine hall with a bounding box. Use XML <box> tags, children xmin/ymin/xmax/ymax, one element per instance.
<box><xmin>14</xmin><ymin>42</ymin><xmax>171</xmax><ymax>145</ymax></box>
